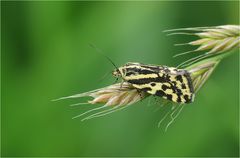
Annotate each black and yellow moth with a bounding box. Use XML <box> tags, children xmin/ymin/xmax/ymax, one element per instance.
<box><xmin>112</xmin><ymin>62</ymin><xmax>195</xmax><ymax>104</ymax></box>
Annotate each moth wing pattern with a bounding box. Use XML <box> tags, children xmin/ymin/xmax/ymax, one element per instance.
<box><xmin>122</xmin><ymin>63</ymin><xmax>194</xmax><ymax>104</ymax></box>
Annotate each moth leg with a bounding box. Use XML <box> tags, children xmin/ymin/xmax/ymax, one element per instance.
<box><xmin>120</xmin><ymin>80</ymin><xmax>124</xmax><ymax>89</ymax></box>
<box><xmin>99</xmin><ymin>71</ymin><xmax>111</xmax><ymax>82</ymax></box>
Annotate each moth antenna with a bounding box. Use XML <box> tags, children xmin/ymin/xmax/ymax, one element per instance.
<box><xmin>113</xmin><ymin>77</ymin><xmax>119</xmax><ymax>84</ymax></box>
<box><xmin>89</xmin><ymin>43</ymin><xmax>119</xmax><ymax>70</ymax></box>
<box><xmin>98</xmin><ymin>71</ymin><xmax>112</xmax><ymax>82</ymax></box>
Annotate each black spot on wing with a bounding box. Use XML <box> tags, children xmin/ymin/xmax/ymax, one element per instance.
<box><xmin>164</xmin><ymin>68</ymin><xmax>171</xmax><ymax>73</ymax></box>
<box><xmin>163</xmin><ymin>74</ymin><xmax>171</xmax><ymax>82</ymax></box>
<box><xmin>176</xmin><ymin>88</ymin><xmax>183</xmax><ymax>95</ymax></box>
<box><xmin>177</xmin><ymin>96</ymin><xmax>182</xmax><ymax>103</ymax></box>
<box><xmin>155</xmin><ymin>90</ymin><xmax>175</xmax><ymax>103</ymax></box>
<box><xmin>161</xmin><ymin>84</ymin><xmax>170</xmax><ymax>91</ymax></box>
<box><xmin>181</xmin><ymin>83</ymin><xmax>186</xmax><ymax>89</ymax></box>
<box><xmin>175</xmin><ymin>75</ymin><xmax>183</xmax><ymax>83</ymax></box>
<box><xmin>166</xmin><ymin>94</ymin><xmax>172</xmax><ymax>100</ymax></box>
<box><xmin>184</xmin><ymin>95</ymin><xmax>191</xmax><ymax>103</ymax></box>
<box><xmin>151</xmin><ymin>83</ymin><xmax>156</xmax><ymax>86</ymax></box>
<box><xmin>155</xmin><ymin>90</ymin><xmax>165</xmax><ymax>97</ymax></box>
<box><xmin>139</xmin><ymin>87</ymin><xmax>152</xmax><ymax>92</ymax></box>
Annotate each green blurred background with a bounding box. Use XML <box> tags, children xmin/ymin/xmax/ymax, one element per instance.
<box><xmin>2</xmin><ymin>1</ymin><xmax>239</xmax><ymax>157</ymax></box>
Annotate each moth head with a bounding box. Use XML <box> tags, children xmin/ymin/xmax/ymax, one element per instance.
<box><xmin>112</xmin><ymin>66</ymin><xmax>127</xmax><ymax>78</ymax></box>
<box><xmin>112</xmin><ymin>68</ymin><xmax>122</xmax><ymax>78</ymax></box>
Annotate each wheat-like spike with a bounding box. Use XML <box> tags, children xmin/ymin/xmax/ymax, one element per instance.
<box><xmin>54</xmin><ymin>82</ymin><xmax>148</xmax><ymax>118</ymax></box>
<box><xmin>54</xmin><ymin>82</ymin><xmax>147</xmax><ymax>106</ymax></box>
<box><xmin>166</xmin><ymin>25</ymin><xmax>240</xmax><ymax>65</ymax></box>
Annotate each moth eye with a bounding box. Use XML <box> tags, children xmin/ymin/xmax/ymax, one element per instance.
<box><xmin>112</xmin><ymin>70</ymin><xmax>119</xmax><ymax>77</ymax></box>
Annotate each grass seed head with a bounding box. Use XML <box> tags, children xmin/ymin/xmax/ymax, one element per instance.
<box><xmin>54</xmin><ymin>82</ymin><xmax>148</xmax><ymax>107</ymax></box>
<box><xmin>166</xmin><ymin>25</ymin><xmax>240</xmax><ymax>64</ymax></box>
<box><xmin>193</xmin><ymin>25</ymin><xmax>240</xmax><ymax>54</ymax></box>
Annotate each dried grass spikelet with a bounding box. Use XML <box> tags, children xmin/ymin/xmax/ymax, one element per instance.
<box><xmin>53</xmin><ymin>82</ymin><xmax>148</xmax><ymax>121</ymax></box>
<box><xmin>165</xmin><ymin>25</ymin><xmax>240</xmax><ymax>67</ymax></box>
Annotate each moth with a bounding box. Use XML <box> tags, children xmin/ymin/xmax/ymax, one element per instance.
<box><xmin>112</xmin><ymin>62</ymin><xmax>195</xmax><ymax>104</ymax></box>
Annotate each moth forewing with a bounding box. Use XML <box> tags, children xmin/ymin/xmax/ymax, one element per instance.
<box><xmin>115</xmin><ymin>62</ymin><xmax>195</xmax><ymax>104</ymax></box>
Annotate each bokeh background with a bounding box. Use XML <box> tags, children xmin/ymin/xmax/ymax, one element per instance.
<box><xmin>2</xmin><ymin>1</ymin><xmax>239</xmax><ymax>157</ymax></box>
